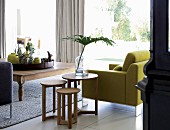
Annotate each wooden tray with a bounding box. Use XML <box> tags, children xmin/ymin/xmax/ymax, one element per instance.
<box><xmin>13</xmin><ymin>61</ymin><xmax>54</xmax><ymax>70</ymax></box>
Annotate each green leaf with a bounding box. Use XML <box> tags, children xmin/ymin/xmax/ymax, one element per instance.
<box><xmin>62</xmin><ymin>35</ymin><xmax>116</xmax><ymax>46</ymax></box>
<box><xmin>62</xmin><ymin>35</ymin><xmax>116</xmax><ymax>71</ymax></box>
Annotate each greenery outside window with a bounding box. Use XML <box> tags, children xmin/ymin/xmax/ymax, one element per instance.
<box><xmin>84</xmin><ymin>0</ymin><xmax>150</xmax><ymax>68</ymax></box>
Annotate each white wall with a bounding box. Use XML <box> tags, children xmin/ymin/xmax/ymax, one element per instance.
<box><xmin>5</xmin><ymin>0</ymin><xmax>56</xmax><ymax>59</ymax></box>
<box><xmin>5</xmin><ymin>0</ymin><xmax>17</xmax><ymax>55</ymax></box>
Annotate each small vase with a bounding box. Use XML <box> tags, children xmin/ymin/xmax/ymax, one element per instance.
<box><xmin>75</xmin><ymin>55</ymin><xmax>84</xmax><ymax>76</ymax></box>
<box><xmin>7</xmin><ymin>53</ymin><xmax>19</xmax><ymax>64</ymax></box>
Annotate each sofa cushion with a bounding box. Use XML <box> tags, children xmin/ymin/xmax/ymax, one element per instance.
<box><xmin>0</xmin><ymin>61</ymin><xmax>13</xmax><ymax>105</ymax></box>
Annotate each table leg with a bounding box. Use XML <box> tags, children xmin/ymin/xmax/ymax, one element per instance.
<box><xmin>42</xmin><ymin>85</ymin><xmax>46</xmax><ymax>121</ymax></box>
<box><xmin>67</xmin><ymin>81</ymin><xmax>71</xmax><ymax>88</ymax></box>
<box><xmin>74</xmin><ymin>81</ymin><xmax>77</xmax><ymax>88</ymax></box>
<box><xmin>17</xmin><ymin>79</ymin><xmax>25</xmax><ymax>101</ymax></box>
<box><xmin>57</xmin><ymin>93</ymin><xmax>61</xmax><ymax>124</ymax></box>
<box><xmin>74</xmin><ymin>81</ymin><xmax>78</xmax><ymax>122</ymax></box>
<box><xmin>95</xmin><ymin>78</ymin><xmax>98</xmax><ymax>115</ymax></box>
<box><xmin>68</xmin><ymin>94</ymin><xmax>72</xmax><ymax>129</ymax></box>
<box><xmin>67</xmin><ymin>80</ymin><xmax>74</xmax><ymax>122</ymax></box>
<box><xmin>62</xmin><ymin>84</ymin><xmax>65</xmax><ymax>120</ymax></box>
<box><xmin>53</xmin><ymin>87</ymin><xmax>56</xmax><ymax>113</ymax></box>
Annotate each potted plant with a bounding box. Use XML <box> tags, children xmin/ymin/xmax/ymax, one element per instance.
<box><xmin>16</xmin><ymin>42</ymin><xmax>35</xmax><ymax>64</ymax></box>
<box><xmin>63</xmin><ymin>35</ymin><xmax>115</xmax><ymax>76</ymax></box>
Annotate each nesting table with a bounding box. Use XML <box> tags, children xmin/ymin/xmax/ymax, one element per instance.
<box><xmin>62</xmin><ymin>73</ymin><xmax>99</xmax><ymax>115</ymax></box>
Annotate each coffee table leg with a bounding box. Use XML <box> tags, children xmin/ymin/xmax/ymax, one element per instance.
<box><xmin>17</xmin><ymin>79</ymin><xmax>25</xmax><ymax>101</ymax></box>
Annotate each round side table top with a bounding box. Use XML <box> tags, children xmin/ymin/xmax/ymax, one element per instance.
<box><xmin>62</xmin><ymin>73</ymin><xmax>98</xmax><ymax>81</ymax></box>
<box><xmin>40</xmin><ymin>79</ymin><xmax>67</xmax><ymax>86</ymax></box>
<box><xmin>56</xmin><ymin>88</ymin><xmax>80</xmax><ymax>94</ymax></box>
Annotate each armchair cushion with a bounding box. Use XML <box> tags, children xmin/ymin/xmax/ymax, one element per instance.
<box><xmin>109</xmin><ymin>64</ymin><xmax>120</xmax><ymax>70</ymax></box>
<box><xmin>122</xmin><ymin>50</ymin><xmax>150</xmax><ymax>71</ymax></box>
<box><xmin>113</xmin><ymin>65</ymin><xmax>122</xmax><ymax>71</ymax></box>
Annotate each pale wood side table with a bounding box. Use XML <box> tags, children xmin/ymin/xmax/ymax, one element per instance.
<box><xmin>40</xmin><ymin>79</ymin><xmax>67</xmax><ymax>121</ymax></box>
<box><xmin>62</xmin><ymin>73</ymin><xmax>99</xmax><ymax>115</ymax></box>
<box><xmin>57</xmin><ymin>88</ymin><xmax>80</xmax><ymax>129</ymax></box>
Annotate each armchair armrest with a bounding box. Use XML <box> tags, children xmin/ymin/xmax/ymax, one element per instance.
<box><xmin>109</xmin><ymin>64</ymin><xmax>120</xmax><ymax>70</ymax></box>
<box><xmin>125</xmin><ymin>61</ymin><xmax>147</xmax><ymax>106</ymax></box>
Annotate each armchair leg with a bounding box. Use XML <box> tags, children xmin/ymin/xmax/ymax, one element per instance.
<box><xmin>135</xmin><ymin>103</ymin><xmax>143</xmax><ymax>117</ymax></box>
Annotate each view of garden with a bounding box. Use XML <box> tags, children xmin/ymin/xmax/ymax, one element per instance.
<box><xmin>84</xmin><ymin>0</ymin><xmax>150</xmax><ymax>68</ymax></box>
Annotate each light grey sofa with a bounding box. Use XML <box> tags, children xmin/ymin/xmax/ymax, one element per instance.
<box><xmin>0</xmin><ymin>61</ymin><xmax>13</xmax><ymax>118</ymax></box>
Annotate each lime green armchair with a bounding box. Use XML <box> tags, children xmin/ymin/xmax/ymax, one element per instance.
<box><xmin>82</xmin><ymin>50</ymin><xmax>150</xmax><ymax>107</ymax></box>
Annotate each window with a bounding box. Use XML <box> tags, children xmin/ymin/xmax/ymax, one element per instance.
<box><xmin>84</xmin><ymin>0</ymin><xmax>150</xmax><ymax>68</ymax></box>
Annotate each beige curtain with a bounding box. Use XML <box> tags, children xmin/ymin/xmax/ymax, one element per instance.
<box><xmin>56</xmin><ymin>0</ymin><xmax>84</xmax><ymax>63</ymax></box>
<box><xmin>0</xmin><ymin>0</ymin><xmax>6</xmax><ymax>58</ymax></box>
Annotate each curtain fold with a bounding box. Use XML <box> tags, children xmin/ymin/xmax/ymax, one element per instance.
<box><xmin>0</xmin><ymin>0</ymin><xmax>6</xmax><ymax>58</ymax></box>
<box><xmin>56</xmin><ymin>0</ymin><xmax>84</xmax><ymax>63</ymax></box>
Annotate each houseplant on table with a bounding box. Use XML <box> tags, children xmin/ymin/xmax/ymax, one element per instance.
<box><xmin>63</xmin><ymin>35</ymin><xmax>115</xmax><ymax>76</ymax></box>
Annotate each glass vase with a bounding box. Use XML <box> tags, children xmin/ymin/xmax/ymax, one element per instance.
<box><xmin>75</xmin><ymin>55</ymin><xmax>84</xmax><ymax>76</ymax></box>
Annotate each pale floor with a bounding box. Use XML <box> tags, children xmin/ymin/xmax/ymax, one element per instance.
<box><xmin>1</xmin><ymin>99</ymin><xmax>143</xmax><ymax>130</ymax></box>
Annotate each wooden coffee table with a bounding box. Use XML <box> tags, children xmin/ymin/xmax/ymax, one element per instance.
<box><xmin>13</xmin><ymin>62</ymin><xmax>74</xmax><ymax>101</ymax></box>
